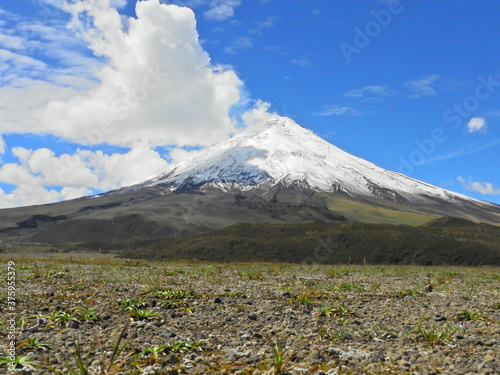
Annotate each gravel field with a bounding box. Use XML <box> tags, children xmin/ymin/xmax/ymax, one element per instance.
<box><xmin>1</xmin><ymin>253</ymin><xmax>499</xmax><ymax>375</ymax></box>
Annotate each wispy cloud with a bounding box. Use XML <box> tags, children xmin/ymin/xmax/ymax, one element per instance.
<box><xmin>314</xmin><ymin>104</ymin><xmax>364</xmax><ymax>117</ymax></box>
<box><xmin>422</xmin><ymin>139</ymin><xmax>500</xmax><ymax>164</ymax></box>
<box><xmin>458</xmin><ymin>176</ymin><xmax>500</xmax><ymax>195</ymax></box>
<box><xmin>291</xmin><ymin>57</ymin><xmax>311</xmax><ymax>66</ymax></box>
<box><xmin>0</xmin><ymin>12</ymin><xmax>100</xmax><ymax>89</ymax></box>
<box><xmin>249</xmin><ymin>16</ymin><xmax>276</xmax><ymax>35</ymax></box>
<box><xmin>344</xmin><ymin>85</ymin><xmax>394</xmax><ymax>99</ymax></box>
<box><xmin>264</xmin><ymin>45</ymin><xmax>282</xmax><ymax>52</ymax></box>
<box><xmin>204</xmin><ymin>1</ymin><xmax>241</xmax><ymax>20</ymax></box>
<box><xmin>224</xmin><ymin>36</ymin><xmax>253</xmax><ymax>54</ymax></box>
<box><xmin>467</xmin><ymin>117</ymin><xmax>487</xmax><ymax>133</ymax></box>
<box><xmin>404</xmin><ymin>75</ymin><xmax>441</xmax><ymax>97</ymax></box>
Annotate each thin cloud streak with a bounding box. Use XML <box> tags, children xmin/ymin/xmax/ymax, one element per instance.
<box><xmin>421</xmin><ymin>139</ymin><xmax>500</xmax><ymax>165</ymax></box>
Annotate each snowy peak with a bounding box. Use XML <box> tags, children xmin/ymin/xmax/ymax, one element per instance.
<box><xmin>138</xmin><ymin>115</ymin><xmax>494</xmax><ymax>209</ymax></box>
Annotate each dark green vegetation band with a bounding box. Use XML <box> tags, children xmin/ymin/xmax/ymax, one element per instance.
<box><xmin>122</xmin><ymin>217</ymin><xmax>500</xmax><ymax>266</ymax></box>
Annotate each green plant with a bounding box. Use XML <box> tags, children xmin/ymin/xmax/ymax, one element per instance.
<box><xmin>71</xmin><ymin>341</ymin><xmax>94</xmax><ymax>375</ymax></box>
<box><xmin>139</xmin><ymin>344</ymin><xmax>170</xmax><ymax>360</ymax></box>
<box><xmin>316</xmin><ymin>303</ymin><xmax>353</xmax><ymax>318</ymax></box>
<box><xmin>118</xmin><ymin>298</ymin><xmax>148</xmax><ymax>311</ymax></box>
<box><xmin>156</xmin><ymin>288</ymin><xmax>200</xmax><ymax>299</ymax></box>
<box><xmin>294</xmin><ymin>294</ymin><xmax>315</xmax><ymax>307</ymax></box>
<box><xmin>69</xmin><ymin>319</ymin><xmax>131</xmax><ymax>375</ymax></box>
<box><xmin>226</xmin><ymin>291</ymin><xmax>245</xmax><ymax>298</ymax></box>
<box><xmin>318</xmin><ymin>324</ymin><xmax>329</xmax><ymax>340</ymax></box>
<box><xmin>161</xmin><ymin>299</ymin><xmax>188</xmax><ymax>309</ymax></box>
<box><xmin>78</xmin><ymin>308</ymin><xmax>101</xmax><ymax>323</ymax></box>
<box><xmin>457</xmin><ymin>310</ymin><xmax>482</xmax><ymax>321</ymax></box>
<box><xmin>17</xmin><ymin>337</ymin><xmax>53</xmax><ymax>351</ymax></box>
<box><xmin>415</xmin><ymin>315</ymin><xmax>460</xmax><ymax>344</ymax></box>
<box><xmin>331</xmin><ymin>328</ymin><xmax>353</xmax><ymax>341</ymax></box>
<box><xmin>266</xmin><ymin>337</ymin><xmax>287</xmax><ymax>375</ymax></box>
<box><xmin>372</xmin><ymin>324</ymin><xmax>399</xmax><ymax>339</ymax></box>
<box><xmin>130</xmin><ymin>309</ymin><xmax>160</xmax><ymax>320</ymax></box>
<box><xmin>0</xmin><ymin>354</ymin><xmax>40</xmax><ymax>369</ymax></box>
<box><xmin>50</xmin><ymin>311</ymin><xmax>78</xmax><ymax>326</ymax></box>
<box><xmin>170</xmin><ymin>340</ymin><xmax>202</xmax><ymax>353</ymax></box>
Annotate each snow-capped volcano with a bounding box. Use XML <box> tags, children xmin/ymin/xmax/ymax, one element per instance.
<box><xmin>0</xmin><ymin>115</ymin><xmax>498</xmax><ymax>250</ymax></box>
<box><xmin>136</xmin><ymin>115</ymin><xmax>493</xmax><ymax>209</ymax></box>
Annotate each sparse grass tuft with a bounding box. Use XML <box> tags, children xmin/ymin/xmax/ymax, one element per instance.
<box><xmin>316</xmin><ymin>303</ymin><xmax>353</xmax><ymax>318</ymax></box>
<box><xmin>457</xmin><ymin>309</ymin><xmax>483</xmax><ymax>321</ymax></box>
<box><xmin>415</xmin><ymin>315</ymin><xmax>462</xmax><ymax>345</ymax></box>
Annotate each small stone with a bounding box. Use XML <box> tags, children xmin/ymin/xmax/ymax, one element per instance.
<box><xmin>433</xmin><ymin>314</ymin><xmax>447</xmax><ymax>322</ymax></box>
<box><xmin>214</xmin><ymin>297</ymin><xmax>223</xmax><ymax>304</ymax></box>
<box><xmin>484</xmin><ymin>355</ymin><xmax>495</xmax><ymax>363</ymax></box>
<box><xmin>67</xmin><ymin>321</ymin><xmax>79</xmax><ymax>329</ymax></box>
<box><xmin>248</xmin><ymin>313</ymin><xmax>257</xmax><ymax>320</ymax></box>
<box><xmin>165</xmin><ymin>353</ymin><xmax>178</xmax><ymax>365</ymax></box>
<box><xmin>282</xmin><ymin>291</ymin><xmax>292</xmax><ymax>298</ymax></box>
<box><xmin>160</xmin><ymin>329</ymin><xmax>176</xmax><ymax>339</ymax></box>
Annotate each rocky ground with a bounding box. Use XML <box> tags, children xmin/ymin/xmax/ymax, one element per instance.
<box><xmin>1</xmin><ymin>252</ymin><xmax>500</xmax><ymax>375</ymax></box>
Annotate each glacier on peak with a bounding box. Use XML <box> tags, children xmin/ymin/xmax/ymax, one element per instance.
<box><xmin>132</xmin><ymin>115</ymin><xmax>492</xmax><ymax>207</ymax></box>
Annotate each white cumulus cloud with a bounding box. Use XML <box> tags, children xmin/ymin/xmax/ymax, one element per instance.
<box><xmin>0</xmin><ymin>0</ymin><xmax>270</xmax><ymax>208</ymax></box>
<box><xmin>467</xmin><ymin>117</ymin><xmax>487</xmax><ymax>133</ymax></box>
<box><xmin>36</xmin><ymin>0</ymin><xmax>242</xmax><ymax>148</ymax></box>
<box><xmin>458</xmin><ymin>176</ymin><xmax>500</xmax><ymax>195</ymax></box>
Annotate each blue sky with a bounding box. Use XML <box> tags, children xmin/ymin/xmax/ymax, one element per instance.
<box><xmin>0</xmin><ymin>0</ymin><xmax>499</xmax><ymax>207</ymax></box>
